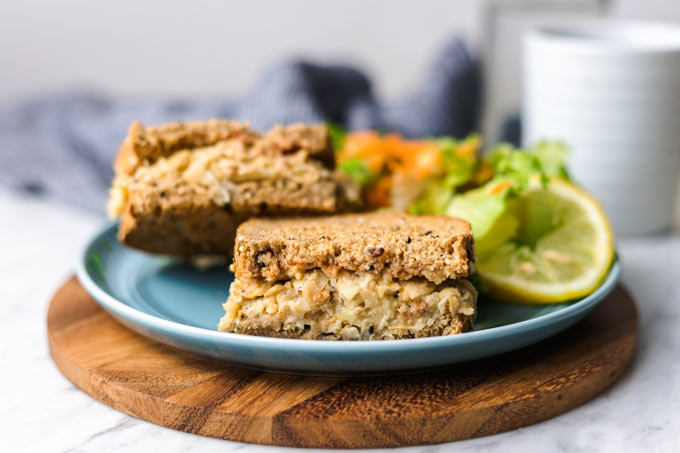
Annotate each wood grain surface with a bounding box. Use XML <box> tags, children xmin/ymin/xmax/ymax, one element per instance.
<box><xmin>48</xmin><ymin>276</ymin><xmax>637</xmax><ymax>448</ymax></box>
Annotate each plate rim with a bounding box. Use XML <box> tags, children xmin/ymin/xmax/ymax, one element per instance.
<box><xmin>76</xmin><ymin>222</ymin><xmax>622</xmax><ymax>353</ymax></box>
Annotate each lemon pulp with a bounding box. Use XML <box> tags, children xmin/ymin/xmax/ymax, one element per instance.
<box><xmin>476</xmin><ymin>178</ymin><xmax>614</xmax><ymax>304</ymax></box>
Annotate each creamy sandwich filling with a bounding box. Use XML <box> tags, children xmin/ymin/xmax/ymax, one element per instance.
<box><xmin>108</xmin><ymin>140</ymin><xmax>358</xmax><ymax>217</ymax></box>
<box><xmin>218</xmin><ymin>269</ymin><xmax>477</xmax><ymax>340</ymax></box>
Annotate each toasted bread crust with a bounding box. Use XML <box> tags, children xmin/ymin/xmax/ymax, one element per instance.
<box><xmin>118</xmin><ymin>176</ymin><xmax>353</xmax><ymax>256</ymax></box>
<box><xmin>114</xmin><ymin>120</ymin><xmax>334</xmax><ymax>175</ymax></box>
<box><xmin>114</xmin><ymin>119</ymin><xmax>258</xmax><ymax>176</ymax></box>
<box><xmin>229</xmin><ymin>313</ymin><xmax>473</xmax><ymax>340</ymax></box>
<box><xmin>233</xmin><ymin>213</ymin><xmax>475</xmax><ymax>284</ymax></box>
<box><xmin>119</xmin><ymin>199</ymin><xmax>246</xmax><ymax>256</ymax></box>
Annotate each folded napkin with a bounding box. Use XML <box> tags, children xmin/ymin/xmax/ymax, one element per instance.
<box><xmin>0</xmin><ymin>38</ymin><xmax>479</xmax><ymax>213</ymax></box>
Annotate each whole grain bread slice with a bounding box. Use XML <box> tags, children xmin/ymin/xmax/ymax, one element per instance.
<box><xmin>114</xmin><ymin>120</ymin><xmax>334</xmax><ymax>175</ymax></box>
<box><xmin>233</xmin><ymin>213</ymin><xmax>475</xmax><ymax>284</ymax></box>
<box><xmin>224</xmin><ymin>313</ymin><xmax>474</xmax><ymax>340</ymax></box>
<box><xmin>114</xmin><ymin>119</ymin><xmax>258</xmax><ymax>175</ymax></box>
<box><xmin>117</xmin><ymin>172</ymin><xmax>354</xmax><ymax>256</ymax></box>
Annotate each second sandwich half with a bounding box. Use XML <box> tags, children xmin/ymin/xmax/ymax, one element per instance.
<box><xmin>107</xmin><ymin>120</ymin><xmax>359</xmax><ymax>257</ymax></box>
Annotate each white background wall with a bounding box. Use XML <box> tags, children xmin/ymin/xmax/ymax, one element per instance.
<box><xmin>0</xmin><ymin>0</ymin><xmax>483</xmax><ymax>102</ymax></box>
<box><xmin>1</xmin><ymin>0</ymin><xmax>680</xmax><ymax>103</ymax></box>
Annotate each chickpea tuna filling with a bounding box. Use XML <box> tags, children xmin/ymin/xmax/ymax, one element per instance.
<box><xmin>108</xmin><ymin>139</ymin><xmax>352</xmax><ymax>218</ymax></box>
<box><xmin>218</xmin><ymin>269</ymin><xmax>477</xmax><ymax>340</ymax></box>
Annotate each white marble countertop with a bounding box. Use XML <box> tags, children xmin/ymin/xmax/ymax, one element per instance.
<box><xmin>1</xmin><ymin>189</ymin><xmax>678</xmax><ymax>453</ymax></box>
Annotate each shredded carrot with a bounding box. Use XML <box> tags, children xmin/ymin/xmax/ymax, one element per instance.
<box><xmin>338</xmin><ymin>131</ymin><xmax>443</xmax><ymax>181</ymax></box>
<box><xmin>337</xmin><ymin>130</ymin><xmax>485</xmax><ymax>209</ymax></box>
<box><xmin>474</xmin><ymin>159</ymin><xmax>494</xmax><ymax>185</ymax></box>
<box><xmin>491</xmin><ymin>181</ymin><xmax>512</xmax><ymax>194</ymax></box>
<box><xmin>455</xmin><ymin>135</ymin><xmax>482</xmax><ymax>158</ymax></box>
<box><xmin>366</xmin><ymin>176</ymin><xmax>393</xmax><ymax>208</ymax></box>
<box><xmin>339</xmin><ymin>132</ymin><xmax>386</xmax><ymax>173</ymax></box>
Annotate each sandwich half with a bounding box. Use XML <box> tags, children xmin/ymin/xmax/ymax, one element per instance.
<box><xmin>108</xmin><ymin>120</ymin><xmax>359</xmax><ymax>257</ymax></box>
<box><xmin>219</xmin><ymin>213</ymin><xmax>477</xmax><ymax>340</ymax></box>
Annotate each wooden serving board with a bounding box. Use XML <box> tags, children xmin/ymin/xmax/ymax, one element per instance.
<box><xmin>48</xmin><ymin>277</ymin><xmax>637</xmax><ymax>448</ymax></box>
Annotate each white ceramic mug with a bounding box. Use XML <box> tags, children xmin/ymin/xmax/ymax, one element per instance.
<box><xmin>522</xmin><ymin>21</ymin><xmax>680</xmax><ymax>235</ymax></box>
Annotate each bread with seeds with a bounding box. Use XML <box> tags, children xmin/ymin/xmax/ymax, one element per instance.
<box><xmin>220</xmin><ymin>213</ymin><xmax>477</xmax><ymax>340</ymax></box>
<box><xmin>108</xmin><ymin>120</ymin><xmax>360</xmax><ymax>257</ymax></box>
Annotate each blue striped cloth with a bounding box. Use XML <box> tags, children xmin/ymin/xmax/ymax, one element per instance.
<box><xmin>0</xmin><ymin>38</ymin><xmax>478</xmax><ymax>213</ymax></box>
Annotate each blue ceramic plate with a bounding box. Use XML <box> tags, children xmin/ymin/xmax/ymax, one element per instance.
<box><xmin>77</xmin><ymin>223</ymin><xmax>621</xmax><ymax>376</ymax></box>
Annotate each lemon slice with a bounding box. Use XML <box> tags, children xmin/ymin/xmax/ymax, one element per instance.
<box><xmin>477</xmin><ymin>178</ymin><xmax>614</xmax><ymax>304</ymax></box>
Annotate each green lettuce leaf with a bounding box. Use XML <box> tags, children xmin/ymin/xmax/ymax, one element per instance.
<box><xmin>327</xmin><ymin>122</ymin><xmax>347</xmax><ymax>153</ymax></box>
<box><xmin>488</xmin><ymin>140</ymin><xmax>570</xmax><ymax>188</ymax></box>
<box><xmin>528</xmin><ymin>140</ymin><xmax>570</xmax><ymax>180</ymax></box>
<box><xmin>445</xmin><ymin>140</ymin><xmax>570</xmax><ymax>255</ymax></box>
<box><xmin>446</xmin><ymin>182</ymin><xmax>519</xmax><ymax>256</ymax></box>
<box><xmin>338</xmin><ymin>157</ymin><xmax>374</xmax><ymax>187</ymax></box>
<box><xmin>408</xmin><ymin>135</ymin><xmax>478</xmax><ymax>215</ymax></box>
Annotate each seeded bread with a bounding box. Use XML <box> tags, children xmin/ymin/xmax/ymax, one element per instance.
<box><xmin>117</xmin><ymin>173</ymin><xmax>354</xmax><ymax>256</ymax></box>
<box><xmin>113</xmin><ymin>120</ymin><xmax>334</xmax><ymax>175</ymax></box>
<box><xmin>109</xmin><ymin>120</ymin><xmax>359</xmax><ymax>257</ymax></box>
<box><xmin>233</xmin><ymin>213</ymin><xmax>475</xmax><ymax>284</ymax></box>
<box><xmin>225</xmin><ymin>312</ymin><xmax>474</xmax><ymax>340</ymax></box>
